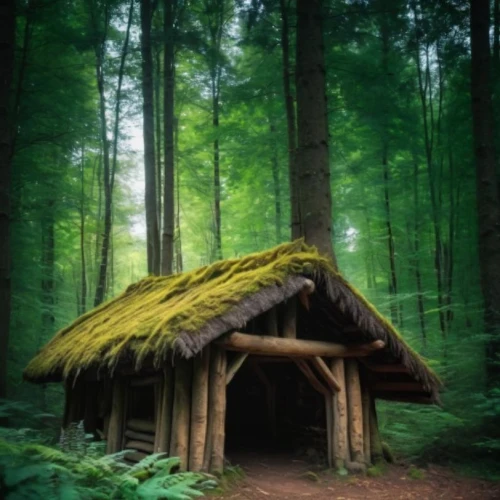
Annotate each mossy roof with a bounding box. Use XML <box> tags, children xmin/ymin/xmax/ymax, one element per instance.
<box><xmin>24</xmin><ymin>240</ymin><xmax>441</xmax><ymax>401</ymax></box>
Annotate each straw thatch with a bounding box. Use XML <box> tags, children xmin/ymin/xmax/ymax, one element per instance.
<box><xmin>24</xmin><ymin>240</ymin><xmax>441</xmax><ymax>400</ymax></box>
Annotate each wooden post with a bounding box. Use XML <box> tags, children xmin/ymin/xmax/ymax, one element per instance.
<box><xmin>325</xmin><ymin>396</ymin><xmax>333</xmax><ymax>468</ymax></box>
<box><xmin>189</xmin><ymin>347</ymin><xmax>210</xmax><ymax>471</ymax></box>
<box><xmin>330</xmin><ymin>358</ymin><xmax>349</xmax><ymax>469</ymax></box>
<box><xmin>154</xmin><ymin>365</ymin><xmax>173</xmax><ymax>453</ymax></box>
<box><xmin>106</xmin><ymin>377</ymin><xmax>127</xmax><ymax>454</ymax></box>
<box><xmin>282</xmin><ymin>297</ymin><xmax>297</xmax><ymax>338</ymax></box>
<box><xmin>204</xmin><ymin>346</ymin><xmax>226</xmax><ymax>474</ymax></box>
<box><xmin>369</xmin><ymin>395</ymin><xmax>384</xmax><ymax>464</ymax></box>
<box><xmin>170</xmin><ymin>358</ymin><xmax>192</xmax><ymax>470</ymax></box>
<box><xmin>362</xmin><ymin>385</ymin><xmax>371</xmax><ymax>465</ymax></box>
<box><xmin>345</xmin><ymin>360</ymin><xmax>364</xmax><ymax>464</ymax></box>
<box><xmin>226</xmin><ymin>352</ymin><xmax>248</xmax><ymax>385</ymax></box>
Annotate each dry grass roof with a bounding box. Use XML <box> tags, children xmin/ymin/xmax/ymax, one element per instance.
<box><xmin>24</xmin><ymin>240</ymin><xmax>441</xmax><ymax>400</ymax></box>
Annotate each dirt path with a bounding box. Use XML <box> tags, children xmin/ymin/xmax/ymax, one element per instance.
<box><xmin>218</xmin><ymin>453</ymin><xmax>499</xmax><ymax>499</ymax></box>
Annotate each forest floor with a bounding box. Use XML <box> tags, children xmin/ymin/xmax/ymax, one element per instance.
<box><xmin>216</xmin><ymin>452</ymin><xmax>500</xmax><ymax>499</ymax></box>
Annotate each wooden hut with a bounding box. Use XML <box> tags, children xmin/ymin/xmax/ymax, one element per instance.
<box><xmin>24</xmin><ymin>241</ymin><xmax>441</xmax><ymax>473</ymax></box>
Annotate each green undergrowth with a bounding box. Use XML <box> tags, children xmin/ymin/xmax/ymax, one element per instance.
<box><xmin>205</xmin><ymin>464</ymin><xmax>245</xmax><ymax>496</ymax></box>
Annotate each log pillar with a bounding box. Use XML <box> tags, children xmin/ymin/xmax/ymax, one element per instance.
<box><xmin>170</xmin><ymin>358</ymin><xmax>192</xmax><ymax>470</ymax></box>
<box><xmin>330</xmin><ymin>358</ymin><xmax>349</xmax><ymax>469</ymax></box>
<box><xmin>204</xmin><ymin>345</ymin><xmax>227</xmax><ymax>474</ymax></box>
<box><xmin>345</xmin><ymin>360</ymin><xmax>364</xmax><ymax>465</ymax></box>
<box><xmin>189</xmin><ymin>347</ymin><xmax>210</xmax><ymax>471</ymax></box>
<box><xmin>362</xmin><ymin>385</ymin><xmax>371</xmax><ymax>465</ymax></box>
<box><xmin>106</xmin><ymin>377</ymin><xmax>127</xmax><ymax>454</ymax></box>
<box><xmin>154</xmin><ymin>365</ymin><xmax>173</xmax><ymax>453</ymax></box>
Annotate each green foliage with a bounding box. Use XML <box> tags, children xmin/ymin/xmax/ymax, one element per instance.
<box><xmin>0</xmin><ymin>436</ymin><xmax>217</xmax><ymax>500</ymax></box>
<box><xmin>366</xmin><ymin>463</ymin><xmax>387</xmax><ymax>478</ymax></box>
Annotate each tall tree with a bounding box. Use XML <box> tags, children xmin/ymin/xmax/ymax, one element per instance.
<box><xmin>295</xmin><ymin>0</ymin><xmax>336</xmax><ymax>264</ymax></box>
<box><xmin>141</xmin><ymin>0</ymin><xmax>161</xmax><ymax>275</ymax></box>
<box><xmin>470</xmin><ymin>0</ymin><xmax>500</xmax><ymax>384</ymax></box>
<box><xmin>0</xmin><ymin>0</ymin><xmax>15</xmax><ymax>400</ymax></box>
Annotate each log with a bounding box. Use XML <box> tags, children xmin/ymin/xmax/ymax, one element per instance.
<box><xmin>204</xmin><ymin>346</ymin><xmax>226</xmax><ymax>473</ymax></box>
<box><xmin>125</xmin><ymin>429</ymin><xmax>155</xmax><ymax>444</ymax></box>
<box><xmin>106</xmin><ymin>378</ymin><xmax>127</xmax><ymax>454</ymax></box>
<box><xmin>154</xmin><ymin>365</ymin><xmax>173</xmax><ymax>452</ymax></box>
<box><xmin>217</xmin><ymin>332</ymin><xmax>385</xmax><ymax>358</ymax></box>
<box><xmin>369</xmin><ymin>395</ymin><xmax>383</xmax><ymax>464</ymax></box>
<box><xmin>170</xmin><ymin>358</ymin><xmax>192</xmax><ymax>470</ymax></box>
<box><xmin>282</xmin><ymin>297</ymin><xmax>297</xmax><ymax>338</ymax></box>
<box><xmin>325</xmin><ymin>396</ymin><xmax>333</xmax><ymax>468</ymax></box>
<box><xmin>125</xmin><ymin>439</ymin><xmax>154</xmax><ymax>454</ymax></box>
<box><xmin>265</xmin><ymin>306</ymin><xmax>278</xmax><ymax>336</ymax></box>
<box><xmin>312</xmin><ymin>356</ymin><xmax>341</xmax><ymax>392</ymax></box>
<box><xmin>189</xmin><ymin>347</ymin><xmax>210</xmax><ymax>472</ymax></box>
<box><xmin>130</xmin><ymin>375</ymin><xmax>162</xmax><ymax>387</ymax></box>
<box><xmin>373</xmin><ymin>382</ymin><xmax>426</xmax><ymax>393</ymax></box>
<box><xmin>330</xmin><ymin>359</ymin><xmax>349</xmax><ymax>469</ymax></box>
<box><xmin>345</xmin><ymin>360</ymin><xmax>364</xmax><ymax>464</ymax></box>
<box><xmin>294</xmin><ymin>359</ymin><xmax>329</xmax><ymax>396</ymax></box>
<box><xmin>226</xmin><ymin>352</ymin><xmax>248</xmax><ymax>385</ymax></box>
<box><xmin>362</xmin><ymin>386</ymin><xmax>371</xmax><ymax>465</ymax></box>
<box><xmin>127</xmin><ymin>418</ymin><xmax>156</xmax><ymax>434</ymax></box>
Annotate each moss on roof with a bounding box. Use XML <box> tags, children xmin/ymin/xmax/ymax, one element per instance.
<box><xmin>24</xmin><ymin>240</ymin><xmax>441</xmax><ymax>399</ymax></box>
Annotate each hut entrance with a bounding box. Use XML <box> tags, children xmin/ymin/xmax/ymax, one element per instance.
<box><xmin>225</xmin><ymin>356</ymin><xmax>328</xmax><ymax>464</ymax></box>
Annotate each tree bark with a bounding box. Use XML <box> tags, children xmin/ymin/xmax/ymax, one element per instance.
<box><xmin>270</xmin><ymin>122</ymin><xmax>282</xmax><ymax>244</ymax></box>
<box><xmin>470</xmin><ymin>0</ymin><xmax>500</xmax><ymax>384</ymax></box>
<box><xmin>0</xmin><ymin>0</ymin><xmax>15</xmax><ymax>401</ymax></box>
<box><xmin>295</xmin><ymin>0</ymin><xmax>336</xmax><ymax>264</ymax></box>
<box><xmin>141</xmin><ymin>0</ymin><xmax>161</xmax><ymax>276</ymax></box>
<box><xmin>279</xmin><ymin>0</ymin><xmax>300</xmax><ymax>240</ymax></box>
<box><xmin>162</xmin><ymin>0</ymin><xmax>176</xmax><ymax>275</ymax></box>
<box><xmin>79</xmin><ymin>145</ymin><xmax>87</xmax><ymax>314</ymax></box>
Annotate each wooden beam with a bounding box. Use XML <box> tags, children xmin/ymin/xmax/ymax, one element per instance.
<box><xmin>294</xmin><ymin>359</ymin><xmax>329</xmax><ymax>396</ymax></box>
<box><xmin>345</xmin><ymin>360</ymin><xmax>364</xmax><ymax>464</ymax></box>
<box><xmin>225</xmin><ymin>352</ymin><xmax>248</xmax><ymax>385</ymax></box>
<box><xmin>331</xmin><ymin>359</ymin><xmax>349</xmax><ymax>469</ymax></box>
<box><xmin>129</xmin><ymin>375</ymin><xmax>162</xmax><ymax>387</ymax></box>
<box><xmin>282</xmin><ymin>297</ymin><xmax>297</xmax><ymax>338</ymax></box>
<box><xmin>170</xmin><ymin>358</ymin><xmax>192</xmax><ymax>470</ymax></box>
<box><xmin>106</xmin><ymin>378</ymin><xmax>127</xmax><ymax>454</ymax></box>
<box><xmin>125</xmin><ymin>429</ymin><xmax>155</xmax><ymax>443</ymax></box>
<box><xmin>216</xmin><ymin>332</ymin><xmax>385</xmax><ymax>358</ymax></box>
<box><xmin>312</xmin><ymin>356</ymin><xmax>341</xmax><ymax>392</ymax></box>
<box><xmin>373</xmin><ymin>382</ymin><xmax>427</xmax><ymax>393</ymax></box>
<box><xmin>363</xmin><ymin>363</ymin><xmax>410</xmax><ymax>374</ymax></box>
<box><xmin>189</xmin><ymin>347</ymin><xmax>210</xmax><ymax>472</ymax></box>
<box><xmin>125</xmin><ymin>439</ymin><xmax>154</xmax><ymax>454</ymax></box>
<box><xmin>128</xmin><ymin>418</ymin><xmax>155</xmax><ymax>434</ymax></box>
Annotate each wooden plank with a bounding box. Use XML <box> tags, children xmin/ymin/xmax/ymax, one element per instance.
<box><xmin>130</xmin><ymin>375</ymin><xmax>162</xmax><ymax>387</ymax></box>
<box><xmin>170</xmin><ymin>358</ymin><xmax>192</xmax><ymax>471</ymax></box>
<box><xmin>125</xmin><ymin>439</ymin><xmax>154</xmax><ymax>454</ymax></box>
<box><xmin>282</xmin><ymin>296</ymin><xmax>297</xmax><ymax>338</ymax></box>
<box><xmin>226</xmin><ymin>352</ymin><xmax>248</xmax><ymax>385</ymax></box>
<box><xmin>346</xmin><ymin>360</ymin><xmax>364</xmax><ymax>464</ymax></box>
<box><xmin>312</xmin><ymin>356</ymin><xmax>341</xmax><ymax>392</ymax></box>
<box><xmin>127</xmin><ymin>418</ymin><xmax>156</xmax><ymax>434</ymax></box>
<box><xmin>362</xmin><ymin>386</ymin><xmax>371</xmax><ymax>465</ymax></box>
<box><xmin>125</xmin><ymin>429</ymin><xmax>155</xmax><ymax>444</ymax></box>
<box><xmin>106</xmin><ymin>378</ymin><xmax>127</xmax><ymax>454</ymax></box>
<box><xmin>216</xmin><ymin>332</ymin><xmax>385</xmax><ymax>358</ymax></box>
<box><xmin>154</xmin><ymin>365</ymin><xmax>173</xmax><ymax>452</ymax></box>
<box><xmin>373</xmin><ymin>382</ymin><xmax>426</xmax><ymax>393</ymax></box>
<box><xmin>189</xmin><ymin>347</ymin><xmax>210</xmax><ymax>472</ymax></box>
<box><xmin>204</xmin><ymin>346</ymin><xmax>226</xmax><ymax>474</ymax></box>
<box><xmin>294</xmin><ymin>359</ymin><xmax>329</xmax><ymax>396</ymax></box>
<box><xmin>331</xmin><ymin>359</ymin><xmax>349</xmax><ymax>469</ymax></box>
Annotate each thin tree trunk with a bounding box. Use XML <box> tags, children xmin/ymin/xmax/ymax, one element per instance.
<box><xmin>270</xmin><ymin>122</ymin><xmax>282</xmax><ymax>244</ymax></box>
<box><xmin>155</xmin><ymin>47</ymin><xmax>163</xmax><ymax>236</ymax></box>
<box><xmin>295</xmin><ymin>0</ymin><xmax>336</xmax><ymax>264</ymax></box>
<box><xmin>494</xmin><ymin>0</ymin><xmax>499</xmax><ymax>64</ymax></box>
<box><xmin>162</xmin><ymin>0</ymin><xmax>176</xmax><ymax>275</ymax></box>
<box><xmin>141</xmin><ymin>0</ymin><xmax>161</xmax><ymax>276</ymax></box>
<box><xmin>80</xmin><ymin>145</ymin><xmax>87</xmax><ymax>314</ymax></box>
<box><xmin>279</xmin><ymin>0</ymin><xmax>300</xmax><ymax>240</ymax></box>
<box><xmin>470</xmin><ymin>0</ymin><xmax>500</xmax><ymax>385</ymax></box>
<box><xmin>0</xmin><ymin>0</ymin><xmax>15</xmax><ymax>400</ymax></box>
<box><xmin>174</xmin><ymin>117</ymin><xmax>183</xmax><ymax>272</ymax></box>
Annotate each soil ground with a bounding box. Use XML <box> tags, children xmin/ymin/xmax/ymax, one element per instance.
<box><xmin>217</xmin><ymin>452</ymin><xmax>500</xmax><ymax>499</ymax></box>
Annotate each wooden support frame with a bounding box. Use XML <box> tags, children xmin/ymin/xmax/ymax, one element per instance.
<box><xmin>226</xmin><ymin>352</ymin><xmax>248</xmax><ymax>385</ymax></box>
<box><xmin>189</xmin><ymin>347</ymin><xmax>210</xmax><ymax>471</ymax></box>
<box><xmin>216</xmin><ymin>332</ymin><xmax>385</xmax><ymax>358</ymax></box>
<box><xmin>312</xmin><ymin>356</ymin><xmax>341</xmax><ymax>392</ymax></box>
<box><xmin>106</xmin><ymin>377</ymin><xmax>127</xmax><ymax>454</ymax></box>
<box><xmin>294</xmin><ymin>359</ymin><xmax>329</xmax><ymax>396</ymax></box>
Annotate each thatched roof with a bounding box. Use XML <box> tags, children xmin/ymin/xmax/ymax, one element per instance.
<box><xmin>24</xmin><ymin>240</ymin><xmax>441</xmax><ymax>402</ymax></box>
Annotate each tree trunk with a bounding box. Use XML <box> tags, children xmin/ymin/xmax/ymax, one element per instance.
<box><xmin>270</xmin><ymin>122</ymin><xmax>282</xmax><ymax>244</ymax></box>
<box><xmin>295</xmin><ymin>0</ymin><xmax>336</xmax><ymax>264</ymax></box>
<box><xmin>80</xmin><ymin>145</ymin><xmax>87</xmax><ymax>314</ymax></box>
<box><xmin>470</xmin><ymin>0</ymin><xmax>500</xmax><ymax>384</ymax></box>
<box><xmin>162</xmin><ymin>0</ymin><xmax>176</xmax><ymax>275</ymax></box>
<box><xmin>141</xmin><ymin>0</ymin><xmax>161</xmax><ymax>276</ymax></box>
<box><xmin>279</xmin><ymin>0</ymin><xmax>300</xmax><ymax>240</ymax></box>
<box><xmin>0</xmin><ymin>0</ymin><xmax>15</xmax><ymax>400</ymax></box>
